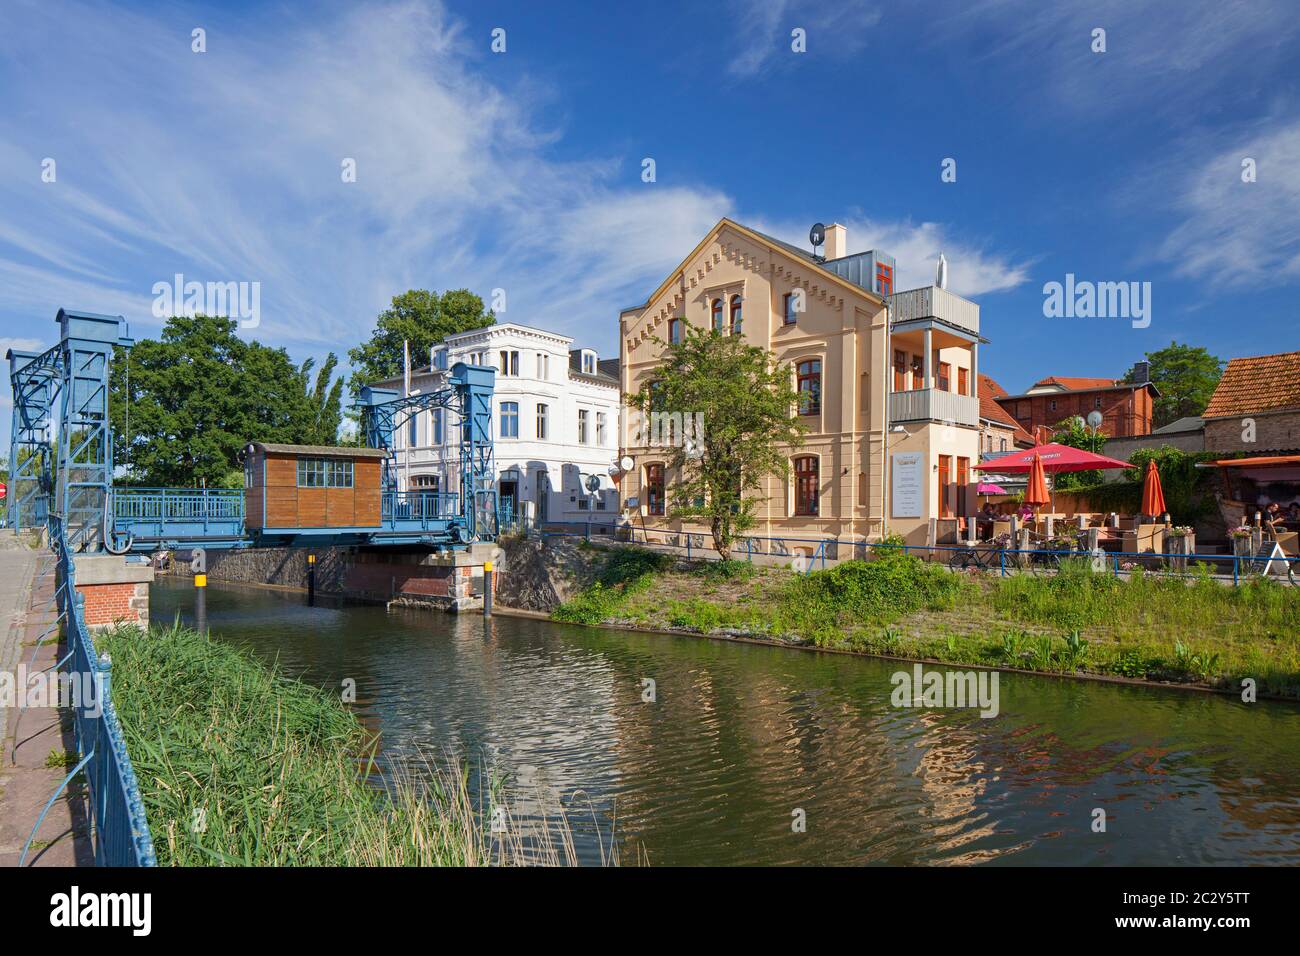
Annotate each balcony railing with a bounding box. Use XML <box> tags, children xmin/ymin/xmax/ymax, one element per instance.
<box><xmin>889</xmin><ymin>388</ymin><xmax>979</xmax><ymax>427</ymax></box>
<box><xmin>887</xmin><ymin>286</ymin><xmax>980</xmax><ymax>336</ymax></box>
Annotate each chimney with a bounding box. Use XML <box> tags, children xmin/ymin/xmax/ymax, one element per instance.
<box><xmin>1131</xmin><ymin>360</ymin><xmax>1150</xmax><ymax>385</ymax></box>
<box><xmin>824</xmin><ymin>222</ymin><xmax>847</xmax><ymax>260</ymax></box>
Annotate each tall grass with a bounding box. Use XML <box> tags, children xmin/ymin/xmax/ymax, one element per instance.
<box><xmin>99</xmin><ymin>623</ymin><xmax>608</xmax><ymax>866</ymax></box>
<box><xmin>771</xmin><ymin>553</ymin><xmax>965</xmax><ymax>642</ymax></box>
<box><xmin>553</xmin><ymin>547</ymin><xmax>674</xmax><ymax>625</ymax></box>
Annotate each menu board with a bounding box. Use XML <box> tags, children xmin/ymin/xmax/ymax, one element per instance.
<box><xmin>891</xmin><ymin>452</ymin><xmax>924</xmax><ymax>518</ymax></box>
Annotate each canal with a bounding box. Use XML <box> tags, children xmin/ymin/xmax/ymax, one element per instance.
<box><xmin>152</xmin><ymin>578</ymin><xmax>1300</xmax><ymax>866</ymax></box>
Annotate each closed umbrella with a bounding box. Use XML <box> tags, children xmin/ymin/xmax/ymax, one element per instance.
<box><xmin>1024</xmin><ymin>453</ymin><xmax>1050</xmax><ymax>512</ymax></box>
<box><xmin>1140</xmin><ymin>459</ymin><xmax>1167</xmax><ymax>518</ymax></box>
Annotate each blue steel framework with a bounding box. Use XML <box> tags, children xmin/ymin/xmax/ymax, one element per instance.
<box><xmin>6</xmin><ymin>310</ymin><xmax>498</xmax><ymax>553</ymax></box>
<box><xmin>356</xmin><ymin>361</ymin><xmax>497</xmax><ymax>543</ymax></box>
<box><xmin>6</xmin><ymin>311</ymin><xmax>133</xmax><ymax>552</ymax></box>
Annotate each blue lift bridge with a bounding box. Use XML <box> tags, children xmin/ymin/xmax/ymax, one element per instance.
<box><xmin>6</xmin><ymin>309</ymin><xmax>498</xmax><ymax>554</ymax></box>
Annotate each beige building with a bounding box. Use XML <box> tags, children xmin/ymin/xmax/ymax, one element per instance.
<box><xmin>617</xmin><ymin>218</ymin><xmax>983</xmax><ymax>549</ymax></box>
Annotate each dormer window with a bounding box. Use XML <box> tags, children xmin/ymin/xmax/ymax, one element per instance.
<box><xmin>581</xmin><ymin>350</ymin><xmax>597</xmax><ymax>374</ymax></box>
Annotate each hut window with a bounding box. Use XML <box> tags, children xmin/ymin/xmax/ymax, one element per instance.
<box><xmin>298</xmin><ymin>458</ymin><xmax>353</xmax><ymax>488</ymax></box>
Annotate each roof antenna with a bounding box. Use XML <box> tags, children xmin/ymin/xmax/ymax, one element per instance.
<box><xmin>936</xmin><ymin>252</ymin><xmax>948</xmax><ymax>289</ymax></box>
<box><xmin>809</xmin><ymin>222</ymin><xmax>826</xmax><ymax>260</ymax></box>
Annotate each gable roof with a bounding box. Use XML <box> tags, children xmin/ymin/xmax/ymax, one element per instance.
<box><xmin>979</xmin><ymin>374</ymin><xmax>1035</xmax><ymax>445</ymax></box>
<box><xmin>1202</xmin><ymin>350</ymin><xmax>1300</xmax><ymax>419</ymax></box>
<box><xmin>621</xmin><ymin>217</ymin><xmax>885</xmax><ymax>335</ymax></box>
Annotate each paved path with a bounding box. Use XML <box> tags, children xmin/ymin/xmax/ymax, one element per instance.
<box><xmin>0</xmin><ymin>539</ymin><xmax>93</xmax><ymax>866</ymax></box>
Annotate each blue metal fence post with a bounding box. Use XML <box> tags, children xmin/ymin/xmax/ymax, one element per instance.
<box><xmin>1233</xmin><ymin>555</ymin><xmax>1239</xmax><ymax>586</ymax></box>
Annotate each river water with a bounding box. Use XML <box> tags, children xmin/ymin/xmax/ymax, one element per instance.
<box><xmin>151</xmin><ymin>578</ymin><xmax>1300</xmax><ymax>866</ymax></box>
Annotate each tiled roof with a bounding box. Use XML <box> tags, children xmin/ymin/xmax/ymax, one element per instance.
<box><xmin>1202</xmin><ymin>350</ymin><xmax>1300</xmax><ymax>418</ymax></box>
<box><xmin>979</xmin><ymin>374</ymin><xmax>1035</xmax><ymax>445</ymax></box>
<box><xmin>1033</xmin><ymin>375</ymin><xmax>1120</xmax><ymax>390</ymax></box>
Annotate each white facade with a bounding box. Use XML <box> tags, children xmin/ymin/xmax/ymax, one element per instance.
<box><xmin>378</xmin><ymin>323</ymin><xmax>621</xmax><ymax>525</ymax></box>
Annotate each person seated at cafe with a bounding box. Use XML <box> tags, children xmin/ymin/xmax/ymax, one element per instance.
<box><xmin>1287</xmin><ymin>501</ymin><xmax>1300</xmax><ymax>526</ymax></box>
<box><xmin>1017</xmin><ymin>502</ymin><xmax>1035</xmax><ymax>523</ymax></box>
<box><xmin>977</xmin><ymin>503</ymin><xmax>998</xmax><ymax>539</ymax></box>
<box><xmin>1263</xmin><ymin>502</ymin><xmax>1284</xmax><ymax>538</ymax></box>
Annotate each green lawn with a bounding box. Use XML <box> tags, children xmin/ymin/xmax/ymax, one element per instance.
<box><xmin>552</xmin><ymin>547</ymin><xmax>1300</xmax><ymax>697</ymax></box>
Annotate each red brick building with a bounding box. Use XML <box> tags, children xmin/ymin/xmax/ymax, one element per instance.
<box><xmin>994</xmin><ymin>374</ymin><xmax>1158</xmax><ymax>439</ymax></box>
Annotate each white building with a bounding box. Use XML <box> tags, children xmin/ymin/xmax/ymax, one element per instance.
<box><xmin>375</xmin><ymin>323</ymin><xmax>621</xmax><ymax>526</ymax></box>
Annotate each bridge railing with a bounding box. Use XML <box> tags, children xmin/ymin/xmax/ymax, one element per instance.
<box><xmin>382</xmin><ymin>491</ymin><xmax>461</xmax><ymax>529</ymax></box>
<box><xmin>48</xmin><ymin>513</ymin><xmax>157</xmax><ymax>865</ymax></box>
<box><xmin>114</xmin><ymin>487</ymin><xmax>245</xmax><ymax>520</ymax></box>
<box><xmin>112</xmin><ymin>487</ymin><xmax>245</xmax><ymax>539</ymax></box>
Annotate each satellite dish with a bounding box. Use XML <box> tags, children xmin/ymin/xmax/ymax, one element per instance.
<box><xmin>1086</xmin><ymin>410</ymin><xmax>1104</xmax><ymax>429</ymax></box>
<box><xmin>809</xmin><ymin>222</ymin><xmax>826</xmax><ymax>252</ymax></box>
<box><xmin>619</xmin><ymin>455</ymin><xmax>634</xmax><ymax>472</ymax></box>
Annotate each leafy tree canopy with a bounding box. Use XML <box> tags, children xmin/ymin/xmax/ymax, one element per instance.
<box><xmin>1050</xmin><ymin>416</ymin><xmax>1107</xmax><ymax>490</ymax></box>
<box><xmin>627</xmin><ymin>327</ymin><xmax>807</xmax><ymax>560</ymax></box>
<box><xmin>347</xmin><ymin>289</ymin><xmax>494</xmax><ymax>397</ymax></box>
<box><xmin>1126</xmin><ymin>341</ymin><xmax>1224</xmax><ymax>428</ymax></box>
<box><xmin>110</xmin><ymin>315</ymin><xmax>344</xmax><ymax>487</ymax></box>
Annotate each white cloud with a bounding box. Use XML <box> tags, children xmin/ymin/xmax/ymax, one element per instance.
<box><xmin>725</xmin><ymin>0</ymin><xmax>882</xmax><ymax>78</ymax></box>
<box><xmin>750</xmin><ymin>216</ymin><xmax>1031</xmax><ymax>298</ymax></box>
<box><xmin>1158</xmin><ymin>123</ymin><xmax>1300</xmax><ymax>284</ymax></box>
<box><xmin>0</xmin><ymin>0</ymin><xmax>730</xmax><ymax>357</ymax></box>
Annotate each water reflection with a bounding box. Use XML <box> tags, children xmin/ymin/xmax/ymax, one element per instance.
<box><xmin>152</xmin><ymin>578</ymin><xmax>1300</xmax><ymax>866</ymax></box>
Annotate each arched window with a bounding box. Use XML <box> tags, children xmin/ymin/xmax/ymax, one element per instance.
<box><xmin>668</xmin><ymin>318</ymin><xmax>683</xmax><ymax>344</ymax></box>
<box><xmin>797</xmin><ymin>359</ymin><xmax>822</xmax><ymax>416</ymax></box>
<box><xmin>711</xmin><ymin>298</ymin><xmax>723</xmax><ymax>332</ymax></box>
<box><xmin>729</xmin><ymin>295</ymin><xmax>742</xmax><ymax>335</ymax></box>
<box><xmin>646</xmin><ymin>463</ymin><xmax>665</xmax><ymax>516</ymax></box>
<box><xmin>794</xmin><ymin>456</ymin><xmax>819</xmax><ymax>516</ymax></box>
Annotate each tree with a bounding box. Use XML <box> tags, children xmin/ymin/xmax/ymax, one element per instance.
<box><xmin>1050</xmin><ymin>416</ymin><xmax>1106</xmax><ymax>490</ymax></box>
<box><xmin>1126</xmin><ymin>341</ymin><xmax>1223</xmax><ymax>428</ymax></box>
<box><xmin>347</xmin><ymin>289</ymin><xmax>494</xmax><ymax>396</ymax></box>
<box><xmin>109</xmin><ymin>315</ymin><xmax>346</xmax><ymax>487</ymax></box>
<box><xmin>627</xmin><ymin>327</ymin><xmax>807</xmax><ymax>561</ymax></box>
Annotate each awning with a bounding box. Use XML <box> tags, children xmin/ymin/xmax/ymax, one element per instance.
<box><xmin>1204</xmin><ymin>455</ymin><xmax>1300</xmax><ymax>467</ymax></box>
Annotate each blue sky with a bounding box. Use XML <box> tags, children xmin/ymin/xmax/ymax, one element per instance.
<box><xmin>2</xmin><ymin>0</ymin><xmax>1299</xmax><ymax>449</ymax></box>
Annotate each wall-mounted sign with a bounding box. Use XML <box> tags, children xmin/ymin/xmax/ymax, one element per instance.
<box><xmin>891</xmin><ymin>452</ymin><xmax>924</xmax><ymax>518</ymax></box>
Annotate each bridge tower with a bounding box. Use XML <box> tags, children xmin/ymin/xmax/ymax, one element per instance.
<box><xmin>356</xmin><ymin>361</ymin><xmax>495</xmax><ymax>541</ymax></box>
<box><xmin>5</xmin><ymin>310</ymin><xmax>132</xmax><ymax>550</ymax></box>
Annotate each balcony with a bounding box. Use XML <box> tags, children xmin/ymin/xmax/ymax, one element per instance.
<box><xmin>889</xmin><ymin>388</ymin><xmax>979</xmax><ymax>427</ymax></box>
<box><xmin>887</xmin><ymin>285</ymin><xmax>980</xmax><ymax>338</ymax></box>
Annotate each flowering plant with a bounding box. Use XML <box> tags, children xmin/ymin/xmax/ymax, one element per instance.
<box><xmin>1229</xmin><ymin>528</ymin><xmax>1255</xmax><ymax>540</ymax></box>
<box><xmin>1170</xmin><ymin>525</ymin><xmax>1193</xmax><ymax>536</ymax></box>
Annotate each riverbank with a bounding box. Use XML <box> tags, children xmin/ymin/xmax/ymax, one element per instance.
<box><xmin>97</xmin><ymin>623</ymin><xmax>590</xmax><ymax>865</ymax></box>
<box><xmin>546</xmin><ymin>544</ymin><xmax>1300</xmax><ymax>698</ymax></box>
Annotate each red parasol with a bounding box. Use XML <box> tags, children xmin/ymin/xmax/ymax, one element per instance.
<box><xmin>973</xmin><ymin>443</ymin><xmax>1129</xmax><ymax>473</ymax></box>
<box><xmin>1140</xmin><ymin>459</ymin><xmax>1167</xmax><ymax>518</ymax></box>
<box><xmin>1024</xmin><ymin>453</ymin><xmax>1050</xmax><ymax>510</ymax></box>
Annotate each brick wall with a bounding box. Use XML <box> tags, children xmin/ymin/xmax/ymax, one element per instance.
<box><xmin>77</xmin><ymin>581</ymin><xmax>149</xmax><ymax>631</ymax></box>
